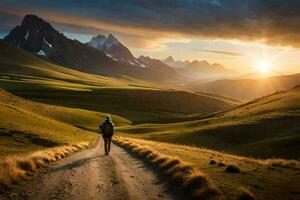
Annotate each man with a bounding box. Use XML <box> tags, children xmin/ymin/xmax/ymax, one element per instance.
<box><xmin>99</xmin><ymin>116</ymin><xmax>115</xmax><ymax>155</ymax></box>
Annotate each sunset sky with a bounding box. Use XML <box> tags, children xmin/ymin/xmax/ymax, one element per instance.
<box><xmin>1</xmin><ymin>0</ymin><xmax>300</xmax><ymax>75</ymax></box>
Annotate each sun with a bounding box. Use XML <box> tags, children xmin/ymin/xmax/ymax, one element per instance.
<box><xmin>258</xmin><ymin>60</ymin><xmax>272</xmax><ymax>74</ymax></box>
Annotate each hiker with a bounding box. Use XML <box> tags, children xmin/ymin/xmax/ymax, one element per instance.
<box><xmin>99</xmin><ymin>116</ymin><xmax>115</xmax><ymax>155</ymax></box>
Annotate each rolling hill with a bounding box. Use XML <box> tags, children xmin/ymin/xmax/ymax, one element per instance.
<box><xmin>0</xmin><ymin>39</ymin><xmax>237</xmax><ymax>124</ymax></box>
<box><xmin>188</xmin><ymin>73</ymin><xmax>300</xmax><ymax>101</ymax></box>
<box><xmin>118</xmin><ymin>85</ymin><xmax>300</xmax><ymax>159</ymax></box>
<box><xmin>0</xmin><ymin>89</ymin><xmax>103</xmax><ymax>156</ymax></box>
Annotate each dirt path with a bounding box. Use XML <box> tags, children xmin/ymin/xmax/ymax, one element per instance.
<box><xmin>3</xmin><ymin>138</ymin><xmax>180</xmax><ymax>200</ymax></box>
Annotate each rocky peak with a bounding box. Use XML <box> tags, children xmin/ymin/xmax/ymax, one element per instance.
<box><xmin>88</xmin><ymin>34</ymin><xmax>107</xmax><ymax>49</ymax></box>
<box><xmin>164</xmin><ymin>56</ymin><xmax>174</xmax><ymax>63</ymax></box>
<box><xmin>21</xmin><ymin>14</ymin><xmax>54</xmax><ymax>31</ymax></box>
<box><xmin>4</xmin><ymin>14</ymin><xmax>58</xmax><ymax>55</ymax></box>
<box><xmin>104</xmin><ymin>34</ymin><xmax>121</xmax><ymax>47</ymax></box>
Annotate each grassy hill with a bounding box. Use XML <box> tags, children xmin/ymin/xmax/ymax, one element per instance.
<box><xmin>0</xmin><ymin>40</ymin><xmax>237</xmax><ymax>124</ymax></box>
<box><xmin>0</xmin><ymin>89</ymin><xmax>107</xmax><ymax>156</ymax></box>
<box><xmin>118</xmin><ymin>86</ymin><xmax>300</xmax><ymax>159</ymax></box>
<box><xmin>188</xmin><ymin>73</ymin><xmax>300</xmax><ymax>101</ymax></box>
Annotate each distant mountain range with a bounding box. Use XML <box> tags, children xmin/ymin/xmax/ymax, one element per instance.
<box><xmin>163</xmin><ymin>56</ymin><xmax>191</xmax><ymax>68</ymax></box>
<box><xmin>3</xmin><ymin>14</ymin><xmax>180</xmax><ymax>83</ymax></box>
<box><xmin>188</xmin><ymin>73</ymin><xmax>300</xmax><ymax>101</ymax></box>
<box><xmin>163</xmin><ymin>56</ymin><xmax>236</xmax><ymax>80</ymax></box>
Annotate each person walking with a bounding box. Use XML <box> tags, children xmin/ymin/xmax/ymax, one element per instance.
<box><xmin>99</xmin><ymin>116</ymin><xmax>114</xmax><ymax>155</ymax></box>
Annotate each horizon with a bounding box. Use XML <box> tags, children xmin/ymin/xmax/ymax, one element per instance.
<box><xmin>0</xmin><ymin>1</ymin><xmax>300</xmax><ymax>76</ymax></box>
<box><xmin>0</xmin><ymin>2</ymin><xmax>300</xmax><ymax>200</ymax></box>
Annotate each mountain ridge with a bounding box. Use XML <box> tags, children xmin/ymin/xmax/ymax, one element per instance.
<box><xmin>4</xmin><ymin>14</ymin><xmax>181</xmax><ymax>83</ymax></box>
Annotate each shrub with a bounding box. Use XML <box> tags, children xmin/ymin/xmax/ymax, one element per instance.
<box><xmin>225</xmin><ymin>164</ymin><xmax>241</xmax><ymax>173</ymax></box>
<box><xmin>209</xmin><ymin>159</ymin><xmax>217</xmax><ymax>165</ymax></box>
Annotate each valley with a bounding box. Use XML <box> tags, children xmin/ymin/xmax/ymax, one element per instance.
<box><xmin>0</xmin><ymin>12</ymin><xmax>300</xmax><ymax>200</ymax></box>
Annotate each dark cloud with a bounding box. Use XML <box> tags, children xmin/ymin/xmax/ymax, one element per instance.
<box><xmin>1</xmin><ymin>0</ymin><xmax>300</xmax><ymax>48</ymax></box>
<box><xmin>194</xmin><ymin>49</ymin><xmax>244</xmax><ymax>57</ymax></box>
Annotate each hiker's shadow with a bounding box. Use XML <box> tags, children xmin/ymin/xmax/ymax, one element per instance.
<box><xmin>49</xmin><ymin>155</ymin><xmax>105</xmax><ymax>173</ymax></box>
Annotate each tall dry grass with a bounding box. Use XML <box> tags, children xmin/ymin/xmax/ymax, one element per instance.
<box><xmin>0</xmin><ymin>142</ymin><xmax>89</xmax><ymax>189</ymax></box>
<box><xmin>123</xmin><ymin>138</ymin><xmax>300</xmax><ymax>170</ymax></box>
<box><xmin>113</xmin><ymin>137</ymin><xmax>225</xmax><ymax>200</ymax></box>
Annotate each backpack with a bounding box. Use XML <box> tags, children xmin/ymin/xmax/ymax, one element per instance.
<box><xmin>101</xmin><ymin>122</ymin><xmax>114</xmax><ymax>137</ymax></box>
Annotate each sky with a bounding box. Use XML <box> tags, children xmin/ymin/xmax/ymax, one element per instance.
<box><xmin>0</xmin><ymin>0</ymin><xmax>300</xmax><ymax>75</ymax></box>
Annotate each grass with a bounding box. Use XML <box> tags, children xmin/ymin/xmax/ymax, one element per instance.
<box><xmin>117</xmin><ymin>86</ymin><xmax>300</xmax><ymax>159</ymax></box>
<box><xmin>0</xmin><ymin>89</ymin><xmax>101</xmax><ymax>189</ymax></box>
<box><xmin>113</xmin><ymin>137</ymin><xmax>224</xmax><ymax>200</ymax></box>
<box><xmin>14</xmin><ymin>88</ymin><xmax>237</xmax><ymax>124</ymax></box>
<box><xmin>116</xmin><ymin>137</ymin><xmax>300</xmax><ymax>200</ymax></box>
<box><xmin>0</xmin><ymin>89</ymin><xmax>106</xmax><ymax>156</ymax></box>
<box><xmin>0</xmin><ymin>141</ymin><xmax>89</xmax><ymax>189</ymax></box>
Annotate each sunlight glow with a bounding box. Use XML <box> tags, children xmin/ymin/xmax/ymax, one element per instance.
<box><xmin>258</xmin><ymin>60</ymin><xmax>272</xmax><ymax>74</ymax></box>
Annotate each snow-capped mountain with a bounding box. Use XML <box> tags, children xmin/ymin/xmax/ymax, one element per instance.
<box><xmin>88</xmin><ymin>34</ymin><xmax>107</xmax><ymax>49</ymax></box>
<box><xmin>4</xmin><ymin>15</ymin><xmax>182</xmax><ymax>83</ymax></box>
<box><xmin>87</xmin><ymin>34</ymin><xmax>145</xmax><ymax>68</ymax></box>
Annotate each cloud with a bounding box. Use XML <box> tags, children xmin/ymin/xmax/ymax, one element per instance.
<box><xmin>194</xmin><ymin>49</ymin><xmax>244</xmax><ymax>57</ymax></box>
<box><xmin>1</xmin><ymin>0</ymin><xmax>300</xmax><ymax>48</ymax></box>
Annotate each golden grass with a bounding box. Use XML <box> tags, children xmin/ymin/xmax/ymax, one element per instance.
<box><xmin>122</xmin><ymin>137</ymin><xmax>300</xmax><ymax>170</ymax></box>
<box><xmin>0</xmin><ymin>141</ymin><xmax>89</xmax><ymax>189</ymax></box>
<box><xmin>113</xmin><ymin>136</ymin><xmax>225</xmax><ymax>200</ymax></box>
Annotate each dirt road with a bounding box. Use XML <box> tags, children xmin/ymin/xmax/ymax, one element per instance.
<box><xmin>3</xmin><ymin>138</ymin><xmax>180</xmax><ymax>200</ymax></box>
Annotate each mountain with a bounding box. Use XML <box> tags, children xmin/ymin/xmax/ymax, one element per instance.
<box><xmin>0</xmin><ymin>39</ymin><xmax>165</xmax><ymax>91</ymax></box>
<box><xmin>163</xmin><ymin>56</ymin><xmax>174</xmax><ymax>63</ymax></box>
<box><xmin>162</xmin><ymin>56</ymin><xmax>235</xmax><ymax>80</ymax></box>
<box><xmin>188</xmin><ymin>73</ymin><xmax>300</xmax><ymax>101</ymax></box>
<box><xmin>87</xmin><ymin>34</ymin><xmax>145</xmax><ymax>68</ymax></box>
<box><xmin>177</xmin><ymin>60</ymin><xmax>235</xmax><ymax>80</ymax></box>
<box><xmin>87</xmin><ymin>34</ymin><xmax>181</xmax><ymax>79</ymax></box>
<box><xmin>3</xmin><ymin>14</ymin><xmax>180</xmax><ymax>83</ymax></box>
<box><xmin>163</xmin><ymin>56</ymin><xmax>191</xmax><ymax>68</ymax></box>
<box><xmin>138</xmin><ymin>55</ymin><xmax>179</xmax><ymax>75</ymax></box>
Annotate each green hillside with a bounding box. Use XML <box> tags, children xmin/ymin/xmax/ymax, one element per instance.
<box><xmin>118</xmin><ymin>86</ymin><xmax>300</xmax><ymax>159</ymax></box>
<box><xmin>0</xmin><ymin>89</ymin><xmax>100</xmax><ymax>156</ymax></box>
<box><xmin>0</xmin><ymin>40</ymin><xmax>237</xmax><ymax>124</ymax></box>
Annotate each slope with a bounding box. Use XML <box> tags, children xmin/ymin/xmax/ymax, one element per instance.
<box><xmin>0</xmin><ymin>89</ymin><xmax>131</xmax><ymax>157</ymax></box>
<box><xmin>118</xmin><ymin>86</ymin><xmax>300</xmax><ymax>159</ymax></box>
